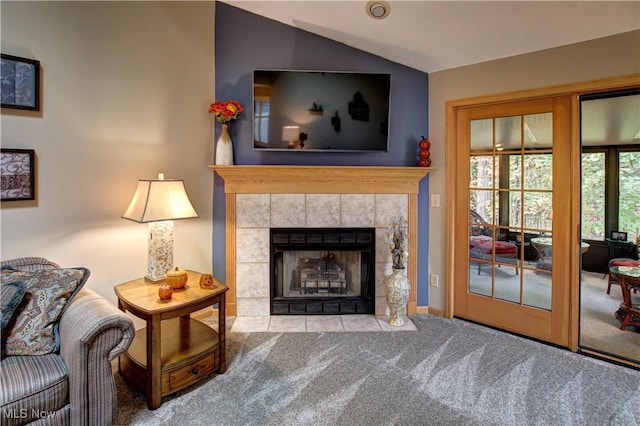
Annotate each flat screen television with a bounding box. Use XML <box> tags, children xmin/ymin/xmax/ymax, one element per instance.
<box><xmin>253</xmin><ymin>69</ymin><xmax>391</xmax><ymax>152</ymax></box>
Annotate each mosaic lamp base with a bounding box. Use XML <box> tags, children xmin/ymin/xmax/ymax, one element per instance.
<box><xmin>146</xmin><ymin>220</ymin><xmax>174</xmax><ymax>282</ymax></box>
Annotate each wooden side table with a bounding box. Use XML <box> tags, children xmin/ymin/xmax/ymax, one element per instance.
<box><xmin>114</xmin><ymin>271</ymin><xmax>227</xmax><ymax>409</ymax></box>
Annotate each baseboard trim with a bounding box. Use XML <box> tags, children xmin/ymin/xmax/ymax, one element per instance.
<box><xmin>416</xmin><ymin>306</ymin><xmax>444</xmax><ymax>317</ymax></box>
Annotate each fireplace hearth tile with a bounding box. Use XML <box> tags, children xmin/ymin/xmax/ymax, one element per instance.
<box><xmin>341</xmin><ymin>315</ymin><xmax>383</xmax><ymax>331</ymax></box>
<box><xmin>269</xmin><ymin>316</ymin><xmax>306</xmax><ymax>332</ymax></box>
<box><xmin>306</xmin><ymin>194</ymin><xmax>341</xmax><ymax>227</ymax></box>
<box><xmin>376</xmin><ymin>230</ymin><xmax>394</xmax><ymax>265</ymax></box>
<box><xmin>236</xmin><ymin>297</ymin><xmax>270</xmax><ymax>317</ymax></box>
<box><xmin>374</xmin><ymin>194</ymin><xmax>408</xmax><ymax>227</ymax></box>
<box><xmin>376</xmin><ymin>262</ymin><xmax>393</xmax><ymax>291</ymax></box>
<box><xmin>228</xmin><ymin>315</ymin><xmax>416</xmax><ymax>333</ymax></box>
<box><xmin>236</xmin><ymin>228</ymin><xmax>269</xmax><ymax>262</ymax></box>
<box><xmin>375</xmin><ymin>297</ymin><xmax>390</xmax><ymax>316</ymax></box>
<box><xmin>271</xmin><ymin>194</ymin><xmax>305</xmax><ymax>227</ymax></box>
<box><xmin>340</xmin><ymin>194</ymin><xmax>375</xmax><ymax>227</ymax></box>
<box><xmin>236</xmin><ymin>263</ymin><xmax>269</xmax><ymax>297</ymax></box>
<box><xmin>230</xmin><ymin>316</ymin><xmax>270</xmax><ymax>333</ymax></box>
<box><xmin>306</xmin><ymin>316</ymin><xmax>344</xmax><ymax>332</ymax></box>
<box><xmin>237</xmin><ymin>194</ymin><xmax>270</xmax><ymax>227</ymax></box>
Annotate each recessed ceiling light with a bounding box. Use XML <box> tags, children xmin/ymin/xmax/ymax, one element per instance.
<box><xmin>366</xmin><ymin>1</ymin><xmax>390</xmax><ymax>20</ymax></box>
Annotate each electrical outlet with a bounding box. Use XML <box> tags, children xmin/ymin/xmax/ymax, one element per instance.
<box><xmin>429</xmin><ymin>273</ymin><xmax>439</xmax><ymax>287</ymax></box>
<box><xmin>430</xmin><ymin>194</ymin><xmax>440</xmax><ymax>207</ymax></box>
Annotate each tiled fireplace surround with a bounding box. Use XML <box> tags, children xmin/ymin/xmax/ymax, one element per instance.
<box><xmin>212</xmin><ymin>166</ymin><xmax>430</xmax><ymax>319</ymax></box>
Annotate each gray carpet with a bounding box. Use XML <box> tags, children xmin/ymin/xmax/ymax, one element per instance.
<box><xmin>114</xmin><ymin>315</ymin><xmax>640</xmax><ymax>425</ymax></box>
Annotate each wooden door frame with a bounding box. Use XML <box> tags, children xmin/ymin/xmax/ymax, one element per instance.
<box><xmin>444</xmin><ymin>74</ymin><xmax>640</xmax><ymax>351</ymax></box>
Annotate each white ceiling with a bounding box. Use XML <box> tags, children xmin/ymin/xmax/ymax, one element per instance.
<box><xmin>582</xmin><ymin>94</ymin><xmax>640</xmax><ymax>146</ymax></box>
<box><xmin>222</xmin><ymin>0</ymin><xmax>640</xmax><ymax>73</ymax></box>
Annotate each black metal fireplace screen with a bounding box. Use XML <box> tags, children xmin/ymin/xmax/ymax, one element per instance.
<box><xmin>270</xmin><ymin>228</ymin><xmax>375</xmax><ymax>315</ymax></box>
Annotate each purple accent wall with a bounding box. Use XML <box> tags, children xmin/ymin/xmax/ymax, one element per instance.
<box><xmin>214</xmin><ymin>2</ymin><xmax>430</xmax><ymax>306</ymax></box>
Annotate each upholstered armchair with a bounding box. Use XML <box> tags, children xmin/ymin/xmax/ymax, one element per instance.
<box><xmin>1</xmin><ymin>257</ymin><xmax>135</xmax><ymax>426</ymax></box>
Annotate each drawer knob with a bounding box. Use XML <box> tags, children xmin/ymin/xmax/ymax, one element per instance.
<box><xmin>192</xmin><ymin>368</ymin><xmax>199</xmax><ymax>375</ymax></box>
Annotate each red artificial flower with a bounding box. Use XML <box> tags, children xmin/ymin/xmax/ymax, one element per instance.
<box><xmin>209</xmin><ymin>100</ymin><xmax>244</xmax><ymax>123</ymax></box>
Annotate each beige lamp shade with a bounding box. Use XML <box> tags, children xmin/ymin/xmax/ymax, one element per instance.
<box><xmin>122</xmin><ymin>175</ymin><xmax>198</xmax><ymax>282</ymax></box>
<box><xmin>122</xmin><ymin>178</ymin><xmax>198</xmax><ymax>223</ymax></box>
<box><xmin>281</xmin><ymin>126</ymin><xmax>300</xmax><ymax>141</ymax></box>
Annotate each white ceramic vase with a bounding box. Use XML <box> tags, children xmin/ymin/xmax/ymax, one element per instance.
<box><xmin>215</xmin><ymin>123</ymin><xmax>234</xmax><ymax>165</ymax></box>
<box><xmin>384</xmin><ymin>267</ymin><xmax>410</xmax><ymax>326</ymax></box>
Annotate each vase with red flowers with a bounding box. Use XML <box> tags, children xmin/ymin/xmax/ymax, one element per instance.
<box><xmin>209</xmin><ymin>100</ymin><xmax>244</xmax><ymax>165</ymax></box>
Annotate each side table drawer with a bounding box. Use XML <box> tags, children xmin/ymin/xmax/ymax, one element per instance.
<box><xmin>165</xmin><ymin>351</ymin><xmax>217</xmax><ymax>392</ymax></box>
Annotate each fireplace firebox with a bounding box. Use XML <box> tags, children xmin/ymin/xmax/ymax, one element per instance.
<box><xmin>270</xmin><ymin>228</ymin><xmax>375</xmax><ymax>315</ymax></box>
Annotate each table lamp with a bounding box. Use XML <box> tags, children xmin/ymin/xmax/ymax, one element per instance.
<box><xmin>122</xmin><ymin>173</ymin><xmax>199</xmax><ymax>282</ymax></box>
<box><xmin>282</xmin><ymin>125</ymin><xmax>300</xmax><ymax>149</ymax></box>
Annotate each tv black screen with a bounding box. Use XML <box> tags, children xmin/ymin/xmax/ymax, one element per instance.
<box><xmin>253</xmin><ymin>70</ymin><xmax>391</xmax><ymax>152</ymax></box>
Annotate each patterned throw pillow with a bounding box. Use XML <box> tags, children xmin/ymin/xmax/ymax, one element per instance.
<box><xmin>1</xmin><ymin>266</ymin><xmax>89</xmax><ymax>356</ymax></box>
<box><xmin>1</xmin><ymin>281</ymin><xmax>27</xmax><ymax>337</ymax></box>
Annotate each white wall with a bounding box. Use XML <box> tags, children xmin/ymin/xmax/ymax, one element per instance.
<box><xmin>1</xmin><ymin>1</ymin><xmax>215</xmax><ymax>306</ymax></box>
<box><xmin>427</xmin><ymin>30</ymin><xmax>640</xmax><ymax>311</ymax></box>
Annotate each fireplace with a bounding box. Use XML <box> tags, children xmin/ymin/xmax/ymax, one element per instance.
<box><xmin>211</xmin><ymin>165</ymin><xmax>430</xmax><ymax>317</ymax></box>
<box><xmin>271</xmin><ymin>228</ymin><xmax>375</xmax><ymax>315</ymax></box>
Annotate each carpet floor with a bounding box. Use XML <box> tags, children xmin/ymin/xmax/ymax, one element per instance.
<box><xmin>113</xmin><ymin>315</ymin><xmax>640</xmax><ymax>425</ymax></box>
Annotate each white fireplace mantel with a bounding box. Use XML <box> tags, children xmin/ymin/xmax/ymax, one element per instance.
<box><xmin>211</xmin><ymin>165</ymin><xmax>432</xmax><ymax>317</ymax></box>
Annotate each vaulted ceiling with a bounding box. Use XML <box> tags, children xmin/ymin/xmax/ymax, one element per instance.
<box><xmin>222</xmin><ymin>1</ymin><xmax>640</xmax><ymax>74</ymax></box>
<box><xmin>222</xmin><ymin>1</ymin><xmax>640</xmax><ymax>146</ymax></box>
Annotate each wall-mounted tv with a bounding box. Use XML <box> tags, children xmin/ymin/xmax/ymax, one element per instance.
<box><xmin>253</xmin><ymin>69</ymin><xmax>391</xmax><ymax>152</ymax></box>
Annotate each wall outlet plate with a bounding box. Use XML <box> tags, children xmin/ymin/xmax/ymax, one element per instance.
<box><xmin>429</xmin><ymin>273</ymin><xmax>439</xmax><ymax>287</ymax></box>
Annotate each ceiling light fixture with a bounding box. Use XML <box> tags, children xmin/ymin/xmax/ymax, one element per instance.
<box><xmin>366</xmin><ymin>1</ymin><xmax>390</xmax><ymax>19</ymax></box>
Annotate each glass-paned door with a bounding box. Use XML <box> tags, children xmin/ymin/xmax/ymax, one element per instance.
<box><xmin>455</xmin><ymin>97</ymin><xmax>572</xmax><ymax>346</ymax></box>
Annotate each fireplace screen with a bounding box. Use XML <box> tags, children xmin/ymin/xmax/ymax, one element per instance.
<box><xmin>282</xmin><ymin>251</ymin><xmax>360</xmax><ymax>297</ymax></box>
<box><xmin>271</xmin><ymin>228</ymin><xmax>375</xmax><ymax>315</ymax></box>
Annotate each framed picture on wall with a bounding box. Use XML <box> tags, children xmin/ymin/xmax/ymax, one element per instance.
<box><xmin>1</xmin><ymin>54</ymin><xmax>40</xmax><ymax>111</ymax></box>
<box><xmin>1</xmin><ymin>149</ymin><xmax>35</xmax><ymax>201</ymax></box>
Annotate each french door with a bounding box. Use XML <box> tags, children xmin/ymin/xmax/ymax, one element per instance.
<box><xmin>453</xmin><ymin>96</ymin><xmax>572</xmax><ymax>346</ymax></box>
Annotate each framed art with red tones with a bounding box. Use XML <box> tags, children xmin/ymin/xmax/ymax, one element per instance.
<box><xmin>1</xmin><ymin>149</ymin><xmax>35</xmax><ymax>201</ymax></box>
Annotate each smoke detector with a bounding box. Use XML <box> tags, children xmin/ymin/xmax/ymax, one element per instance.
<box><xmin>366</xmin><ymin>1</ymin><xmax>390</xmax><ymax>20</ymax></box>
